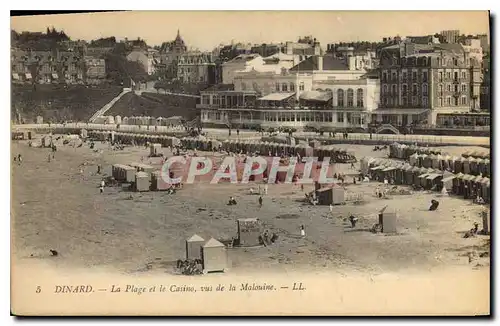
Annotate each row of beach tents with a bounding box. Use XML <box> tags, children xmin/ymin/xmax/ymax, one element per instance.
<box><xmin>389</xmin><ymin>143</ymin><xmax>490</xmax><ymax>177</ymax></box>
<box><xmin>360</xmin><ymin>157</ymin><xmax>491</xmax><ymax>203</ymax></box>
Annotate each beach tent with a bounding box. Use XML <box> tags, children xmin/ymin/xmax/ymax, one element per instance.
<box><xmin>440</xmin><ymin>173</ymin><xmax>456</xmax><ymax>193</ymax></box>
<box><xmin>422</xmin><ymin>154</ymin><xmax>432</xmax><ymax>168</ymax></box>
<box><xmin>409</xmin><ymin>153</ymin><xmax>419</xmax><ymax>166</ymax></box>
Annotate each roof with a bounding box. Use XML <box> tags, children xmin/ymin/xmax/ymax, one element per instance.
<box><xmin>203</xmin><ymin>238</ymin><xmax>225</xmax><ymax>248</ymax></box>
<box><xmin>202</xmin><ymin>84</ymin><xmax>234</xmax><ymax>92</ymax></box>
<box><xmin>226</xmin><ymin>54</ymin><xmax>261</xmax><ymax>64</ymax></box>
<box><xmin>259</xmin><ymin>92</ymin><xmax>295</xmax><ymax>101</ymax></box>
<box><xmin>187</xmin><ymin>234</ymin><xmax>205</xmax><ymax>242</ymax></box>
<box><xmin>263</xmin><ymin>52</ymin><xmax>296</xmax><ymax>62</ymax></box>
<box><xmin>289</xmin><ymin>56</ymin><xmax>349</xmax><ymax>72</ymax></box>
<box><xmin>372</xmin><ymin>109</ymin><xmax>430</xmax><ymax>115</ymax></box>
<box><xmin>299</xmin><ymin>91</ymin><xmax>333</xmax><ymax>102</ymax></box>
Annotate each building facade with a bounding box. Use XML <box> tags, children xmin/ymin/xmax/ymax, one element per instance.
<box><xmin>377</xmin><ymin>41</ymin><xmax>481</xmax><ymax>126</ymax></box>
<box><xmin>11</xmin><ymin>49</ymin><xmax>88</xmax><ymax>84</ymax></box>
<box><xmin>126</xmin><ymin>49</ymin><xmax>159</xmax><ymax>75</ymax></box>
<box><xmin>177</xmin><ymin>52</ymin><xmax>218</xmax><ymax>84</ymax></box>
<box><xmin>440</xmin><ymin>30</ymin><xmax>460</xmax><ymax>44</ymax></box>
<box><xmin>84</xmin><ymin>56</ymin><xmax>106</xmax><ymax>84</ymax></box>
<box><xmin>198</xmin><ymin>66</ymin><xmax>379</xmax><ymax>131</ymax></box>
<box><xmin>221</xmin><ymin>54</ymin><xmax>265</xmax><ymax>84</ymax></box>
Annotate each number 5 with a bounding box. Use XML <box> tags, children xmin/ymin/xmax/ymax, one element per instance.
<box><xmin>36</xmin><ymin>286</ymin><xmax>41</xmax><ymax>293</ymax></box>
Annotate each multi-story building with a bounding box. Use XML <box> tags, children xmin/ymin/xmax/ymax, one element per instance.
<box><xmin>477</xmin><ymin>34</ymin><xmax>490</xmax><ymax>52</ymax></box>
<box><xmin>251</xmin><ymin>43</ymin><xmax>283</xmax><ymax>57</ymax></box>
<box><xmin>84</xmin><ymin>56</ymin><xmax>106</xmax><ymax>84</ymax></box>
<box><xmin>284</xmin><ymin>36</ymin><xmax>321</xmax><ymax>61</ymax></box>
<box><xmin>219</xmin><ymin>43</ymin><xmax>253</xmax><ymax>62</ymax></box>
<box><xmin>126</xmin><ymin>48</ymin><xmax>159</xmax><ymax>75</ymax></box>
<box><xmin>440</xmin><ymin>30</ymin><xmax>460</xmax><ymax>44</ymax></box>
<box><xmin>288</xmin><ymin>55</ymin><xmax>368</xmax><ymax>81</ymax></box>
<box><xmin>463</xmin><ymin>38</ymin><xmax>483</xmax><ymax>67</ymax></box>
<box><xmin>221</xmin><ymin>54</ymin><xmax>264</xmax><ymax>84</ymax></box>
<box><xmin>377</xmin><ymin>41</ymin><xmax>481</xmax><ymax>126</ymax></box>
<box><xmin>177</xmin><ymin>52</ymin><xmax>219</xmax><ymax>84</ymax></box>
<box><xmin>198</xmin><ymin>61</ymin><xmax>379</xmax><ymax>131</ymax></box>
<box><xmin>11</xmin><ymin>48</ymin><xmax>101</xmax><ymax>84</ymax></box>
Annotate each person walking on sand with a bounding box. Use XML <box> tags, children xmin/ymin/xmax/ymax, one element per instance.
<box><xmin>329</xmin><ymin>204</ymin><xmax>333</xmax><ymax>213</ymax></box>
<box><xmin>48</xmin><ymin>153</ymin><xmax>51</xmax><ymax>163</ymax></box>
<box><xmin>258</xmin><ymin>196</ymin><xmax>263</xmax><ymax>207</ymax></box>
<box><xmin>264</xmin><ymin>184</ymin><xmax>268</xmax><ymax>195</ymax></box>
<box><xmin>300</xmin><ymin>225</ymin><xmax>306</xmax><ymax>238</ymax></box>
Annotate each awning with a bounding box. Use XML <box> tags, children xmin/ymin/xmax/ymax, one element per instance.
<box><xmin>25</xmin><ymin>73</ymin><xmax>32</xmax><ymax>79</ymax></box>
<box><xmin>370</xmin><ymin>166</ymin><xmax>384</xmax><ymax>171</ymax></box>
<box><xmin>382</xmin><ymin>167</ymin><xmax>397</xmax><ymax>172</ymax></box>
<box><xmin>12</xmin><ymin>73</ymin><xmax>19</xmax><ymax>80</ymax></box>
<box><xmin>441</xmin><ymin>175</ymin><xmax>456</xmax><ymax>183</ymax></box>
<box><xmin>52</xmin><ymin>73</ymin><xmax>58</xmax><ymax>79</ymax></box>
<box><xmin>371</xmin><ymin>109</ymin><xmax>430</xmax><ymax>115</ymax></box>
<box><xmin>426</xmin><ymin>174</ymin><xmax>442</xmax><ymax>180</ymax></box>
<box><xmin>258</xmin><ymin>92</ymin><xmax>295</xmax><ymax>101</ymax></box>
<box><xmin>418</xmin><ymin>173</ymin><xmax>430</xmax><ymax>179</ymax></box>
<box><xmin>299</xmin><ymin>91</ymin><xmax>333</xmax><ymax>102</ymax></box>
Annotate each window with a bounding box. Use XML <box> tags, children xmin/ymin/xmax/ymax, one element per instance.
<box><xmin>337</xmin><ymin>89</ymin><xmax>344</xmax><ymax>107</ymax></box>
<box><xmin>299</xmin><ymin>82</ymin><xmax>304</xmax><ymax>91</ymax></box>
<box><xmin>337</xmin><ymin>113</ymin><xmax>344</xmax><ymax>123</ymax></box>
<box><xmin>437</xmin><ymin>57</ymin><xmax>441</xmax><ymax>65</ymax></box>
<box><xmin>446</xmin><ymin>72</ymin><xmax>451</xmax><ymax>79</ymax></box>
<box><xmin>384</xmin><ymin>97</ymin><xmax>388</xmax><ymax>105</ymax></box>
<box><xmin>461</xmin><ymin>96</ymin><xmax>467</xmax><ymax>105</ymax></box>
<box><xmin>290</xmin><ymin>83</ymin><xmax>295</xmax><ymax>91</ymax></box>
<box><xmin>422</xmin><ymin>83</ymin><xmax>428</xmax><ymax>95</ymax></box>
<box><xmin>356</xmin><ymin>88</ymin><xmax>364</xmax><ymax>107</ymax></box>
<box><xmin>382</xmin><ymin>72</ymin><xmax>387</xmax><ymax>82</ymax></box>
<box><xmin>439</xmin><ymin>84</ymin><xmax>444</xmax><ymax>94</ymax></box>
<box><xmin>412</xmin><ymin>96</ymin><xmax>417</xmax><ymax>106</ymax></box>
<box><xmin>447</xmin><ymin>84</ymin><xmax>451</xmax><ymax>92</ymax></box>
<box><xmin>447</xmin><ymin>97</ymin><xmax>451</xmax><ymax>105</ymax></box>
<box><xmin>241</xmin><ymin>82</ymin><xmax>246</xmax><ymax>91</ymax></box>
<box><xmin>461</xmin><ymin>71</ymin><xmax>467</xmax><ymax>79</ymax></box>
<box><xmin>454</xmin><ymin>97</ymin><xmax>459</xmax><ymax>106</ymax></box>
<box><xmin>439</xmin><ymin>72</ymin><xmax>443</xmax><ymax>82</ymax></box>
<box><xmin>275</xmin><ymin>82</ymin><xmax>280</xmax><ymax>92</ymax></box>
<box><xmin>402</xmin><ymin>97</ymin><xmax>408</xmax><ymax>106</ymax></box>
<box><xmin>454</xmin><ymin>72</ymin><xmax>458</xmax><ymax>81</ymax></box>
<box><xmin>454</xmin><ymin>85</ymin><xmax>459</xmax><ymax>93</ymax></box>
<box><xmin>422</xmin><ymin>97</ymin><xmax>428</xmax><ymax>107</ymax></box>
<box><xmin>391</xmin><ymin>72</ymin><xmax>397</xmax><ymax>81</ymax></box>
<box><xmin>439</xmin><ymin>97</ymin><xmax>443</xmax><ymax>106</ymax></box>
<box><xmin>412</xmin><ymin>71</ymin><xmax>417</xmax><ymax>80</ymax></box>
<box><xmin>347</xmin><ymin>89</ymin><xmax>354</xmax><ymax>106</ymax></box>
<box><xmin>402</xmin><ymin>84</ymin><xmax>407</xmax><ymax>94</ymax></box>
<box><xmin>422</xmin><ymin>71</ymin><xmax>428</xmax><ymax>82</ymax></box>
<box><xmin>453</xmin><ymin>58</ymin><xmax>458</xmax><ymax>66</ymax></box>
<box><xmin>383</xmin><ymin>84</ymin><xmax>388</xmax><ymax>94</ymax></box>
<box><xmin>282</xmin><ymin>83</ymin><xmax>288</xmax><ymax>92</ymax></box>
<box><xmin>402</xmin><ymin>72</ymin><xmax>407</xmax><ymax>81</ymax></box>
<box><xmin>412</xmin><ymin>84</ymin><xmax>418</xmax><ymax>94</ymax></box>
<box><xmin>392</xmin><ymin>85</ymin><xmax>397</xmax><ymax>94</ymax></box>
<box><xmin>461</xmin><ymin>84</ymin><xmax>467</xmax><ymax>92</ymax></box>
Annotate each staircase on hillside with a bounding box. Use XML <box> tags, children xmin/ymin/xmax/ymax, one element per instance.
<box><xmin>376</xmin><ymin>124</ymin><xmax>400</xmax><ymax>134</ymax></box>
<box><xmin>89</xmin><ymin>88</ymin><xmax>132</xmax><ymax>122</ymax></box>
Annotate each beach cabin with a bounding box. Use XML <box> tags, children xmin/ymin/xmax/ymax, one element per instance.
<box><xmin>201</xmin><ymin>238</ymin><xmax>228</xmax><ymax>274</ymax></box>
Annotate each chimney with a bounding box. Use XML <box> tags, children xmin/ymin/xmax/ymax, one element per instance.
<box><xmin>347</xmin><ymin>56</ymin><xmax>355</xmax><ymax>70</ymax></box>
<box><xmin>317</xmin><ymin>56</ymin><xmax>323</xmax><ymax>71</ymax></box>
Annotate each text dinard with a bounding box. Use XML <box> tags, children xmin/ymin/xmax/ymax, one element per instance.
<box><xmin>54</xmin><ymin>283</ymin><xmax>276</xmax><ymax>294</ymax></box>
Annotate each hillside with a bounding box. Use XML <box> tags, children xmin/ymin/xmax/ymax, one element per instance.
<box><xmin>107</xmin><ymin>92</ymin><xmax>199</xmax><ymax>121</ymax></box>
<box><xmin>11</xmin><ymin>84</ymin><xmax>123</xmax><ymax>123</ymax></box>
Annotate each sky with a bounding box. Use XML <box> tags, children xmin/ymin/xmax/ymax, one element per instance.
<box><xmin>11</xmin><ymin>11</ymin><xmax>490</xmax><ymax>51</ymax></box>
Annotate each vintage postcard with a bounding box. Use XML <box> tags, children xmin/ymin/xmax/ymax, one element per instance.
<box><xmin>10</xmin><ymin>10</ymin><xmax>490</xmax><ymax>316</ymax></box>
